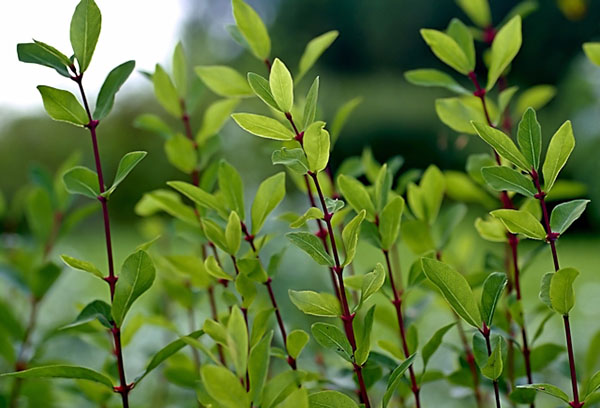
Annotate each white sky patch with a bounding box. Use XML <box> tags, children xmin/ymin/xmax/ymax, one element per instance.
<box><xmin>0</xmin><ymin>0</ymin><xmax>185</xmax><ymax>112</ymax></box>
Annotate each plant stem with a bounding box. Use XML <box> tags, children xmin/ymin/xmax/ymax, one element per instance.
<box><xmin>73</xmin><ymin>74</ymin><xmax>130</xmax><ymax>406</ymax></box>
<box><xmin>455</xmin><ymin>315</ymin><xmax>484</xmax><ymax>407</ymax></box>
<box><xmin>241</xmin><ymin>222</ymin><xmax>297</xmax><ymax>370</ymax></box>
<box><xmin>482</xmin><ymin>327</ymin><xmax>502</xmax><ymax>408</ymax></box>
<box><xmin>530</xmin><ymin>170</ymin><xmax>582</xmax><ymax>407</ymax></box>
<box><xmin>383</xmin><ymin>250</ymin><xmax>421</xmax><ymax>408</ymax></box>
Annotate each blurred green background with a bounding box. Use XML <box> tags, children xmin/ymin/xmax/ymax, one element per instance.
<box><xmin>2</xmin><ymin>0</ymin><xmax>600</xmax><ymax>407</ymax></box>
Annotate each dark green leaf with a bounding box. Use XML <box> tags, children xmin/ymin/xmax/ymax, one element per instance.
<box><xmin>37</xmin><ymin>86</ymin><xmax>88</xmax><ymax>126</ymax></box>
<box><xmin>63</xmin><ymin>166</ymin><xmax>100</xmax><ymax>199</ymax></box>
<box><xmin>1</xmin><ymin>365</ymin><xmax>113</xmax><ymax>389</ymax></box>
<box><xmin>70</xmin><ymin>0</ymin><xmax>102</xmax><ymax>72</ymax></box>
<box><xmin>481</xmin><ymin>272</ymin><xmax>508</xmax><ymax>326</ymax></box>
<box><xmin>94</xmin><ymin>60</ymin><xmax>135</xmax><ymax>119</ymax></box>
<box><xmin>550</xmin><ymin>199</ymin><xmax>590</xmax><ymax>235</ymax></box>
<box><xmin>287</xmin><ymin>232</ymin><xmax>334</xmax><ymax>266</ymax></box>
<box><xmin>481</xmin><ymin>166</ymin><xmax>537</xmax><ymax>197</ymax></box>
<box><xmin>311</xmin><ymin>322</ymin><xmax>353</xmax><ymax>362</ymax></box>
<box><xmin>517</xmin><ymin>107</ymin><xmax>542</xmax><ymax>170</ymax></box>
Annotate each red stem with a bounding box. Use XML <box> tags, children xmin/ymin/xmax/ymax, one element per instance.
<box><xmin>383</xmin><ymin>250</ymin><xmax>421</xmax><ymax>408</ymax></box>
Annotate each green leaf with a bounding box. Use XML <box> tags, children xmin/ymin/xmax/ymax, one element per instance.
<box><xmin>200</xmin><ymin>364</ymin><xmax>250</xmax><ymax>408</ymax></box>
<box><xmin>517</xmin><ymin>107</ymin><xmax>542</xmax><ymax>170</ymax></box>
<box><xmin>337</xmin><ymin>174</ymin><xmax>375</xmax><ymax>221</ymax></box>
<box><xmin>287</xmin><ymin>329</ymin><xmax>309</xmax><ymax>359</ymax></box>
<box><xmin>374</xmin><ymin>164</ymin><xmax>392</xmax><ymax>212</ymax></box>
<box><xmin>584</xmin><ymin>371</ymin><xmax>600</xmax><ymax>401</ymax></box>
<box><xmin>297</xmin><ymin>30</ymin><xmax>339</xmax><ymax>83</ymax></box>
<box><xmin>104</xmin><ymin>151</ymin><xmax>146</xmax><ymax>197</ymax></box>
<box><xmin>112</xmin><ymin>250</ymin><xmax>156</xmax><ymax>326</ymax></box>
<box><xmin>196</xmin><ymin>65</ymin><xmax>252</xmax><ymax>97</ymax></box>
<box><xmin>481</xmin><ymin>166</ymin><xmax>536</xmax><ymax>197</ymax></box>
<box><xmin>278</xmin><ymin>387</ymin><xmax>309</xmax><ymax>408</ymax></box>
<box><xmin>272</xmin><ymin>147</ymin><xmax>309</xmax><ymax>175</ymax></box>
<box><xmin>404</xmin><ymin>69</ymin><xmax>469</xmax><ymax>94</ymax></box>
<box><xmin>517</xmin><ymin>384</ymin><xmax>570</xmax><ymax>403</ymax></box>
<box><xmin>487</xmin><ymin>16</ymin><xmax>522</xmax><ymax>90</ymax></box>
<box><xmin>308</xmin><ymin>390</ymin><xmax>359</xmax><ymax>408</ymax></box>
<box><xmin>514</xmin><ymin>85</ymin><xmax>556</xmax><ymax>117</ymax></box>
<box><xmin>251</xmin><ymin>172</ymin><xmax>286</xmax><ymax>234</ymax></box>
<box><xmin>436</xmin><ymin>96</ymin><xmax>497</xmax><ymax>135</ymax></box>
<box><xmin>153</xmin><ymin>64</ymin><xmax>182</xmax><ymax>117</ymax></box>
<box><xmin>422</xmin><ymin>322</ymin><xmax>455</xmax><ymax>369</ymax></box>
<box><xmin>490</xmin><ymin>209</ymin><xmax>546</xmax><ymax>240</ymax></box>
<box><xmin>290</xmin><ymin>207</ymin><xmax>324</xmax><ymax>228</ymax></box>
<box><xmin>355</xmin><ymin>305</ymin><xmax>375</xmax><ymax>365</ymax></box>
<box><xmin>196</xmin><ymin>98</ymin><xmax>240</xmax><ymax>144</ymax></box>
<box><xmin>289</xmin><ymin>290</ymin><xmax>341</xmax><ymax>317</ymax></box>
<box><xmin>94</xmin><ymin>60</ymin><xmax>135</xmax><ymax>119</ymax></box>
<box><xmin>63</xmin><ymin>166</ymin><xmax>100</xmax><ymax>198</ymax></box>
<box><xmin>1</xmin><ymin>365</ymin><xmax>113</xmax><ymax>389</ymax></box>
<box><xmin>539</xmin><ymin>272</ymin><xmax>554</xmax><ymax>310</ymax></box>
<box><xmin>232</xmin><ymin>113</ymin><xmax>294</xmax><ymax>141</ymax></box>
<box><xmin>481</xmin><ymin>272</ymin><xmax>508</xmax><ymax>326</ymax></box>
<box><xmin>134</xmin><ymin>113</ymin><xmax>172</xmax><ymax>139</ymax></box>
<box><xmin>549</xmin><ymin>267</ymin><xmax>579</xmax><ymax>315</ymax></box>
<box><xmin>270</xmin><ymin>58</ymin><xmax>294</xmax><ymax>112</ymax></box>
<box><xmin>304</xmin><ymin>121</ymin><xmax>330</xmax><ymax>173</ymax></box>
<box><xmin>232</xmin><ymin>0</ymin><xmax>271</xmax><ymax>60</ymax></box>
<box><xmin>311</xmin><ymin>322</ymin><xmax>353</xmax><ymax>362</ymax></box>
<box><xmin>583</xmin><ymin>42</ymin><xmax>600</xmax><ymax>66</ymax></box>
<box><xmin>37</xmin><ymin>86</ymin><xmax>88</xmax><ymax>126</ymax></box>
<box><xmin>70</xmin><ymin>0</ymin><xmax>102</xmax><ymax>73</ymax></box>
<box><xmin>61</xmin><ymin>255</ymin><xmax>103</xmax><ymax>279</ymax></box>
<box><xmin>202</xmin><ymin>219</ymin><xmax>228</xmax><ymax>253</ymax></box>
<box><xmin>498</xmin><ymin>86</ymin><xmax>519</xmax><ymax>114</ymax></box>
<box><xmin>420</xmin><ymin>29</ymin><xmax>473</xmax><ymax>74</ymax></box>
<box><xmin>25</xmin><ymin>187</ymin><xmax>53</xmax><ymax>242</ymax></box>
<box><xmin>481</xmin><ymin>340</ymin><xmax>504</xmax><ymax>380</ymax></box>
<box><xmin>421</xmin><ymin>258</ymin><xmax>482</xmax><ymax>328</ymax></box>
<box><xmin>62</xmin><ymin>299</ymin><xmax>112</xmax><ymax>329</ymax></box>
<box><xmin>550</xmin><ymin>199</ymin><xmax>590</xmax><ymax>234</ymax></box>
<box><xmin>167</xmin><ymin>181</ymin><xmax>222</xmax><ymax>213</ymax></box>
<box><xmin>342</xmin><ymin>210</ymin><xmax>366</xmax><ymax>266</ymax></box>
<box><xmin>227</xmin><ymin>306</ymin><xmax>248</xmax><ymax>378</ymax></box>
<box><xmin>383</xmin><ymin>354</ymin><xmax>418</xmax><ymax>407</ymax></box>
<box><xmin>471</xmin><ymin>121</ymin><xmax>530</xmax><ymax>171</ymax></box>
<box><xmin>164</xmin><ymin>134</ymin><xmax>197</xmax><ymax>174</ymax></box>
<box><xmin>303</xmin><ymin>77</ymin><xmax>320</xmax><ymax>129</ymax></box>
<box><xmin>172</xmin><ymin>42</ymin><xmax>187</xmax><ymax>97</ymax></box>
<box><xmin>456</xmin><ymin>0</ymin><xmax>491</xmax><ymax>27</ymax></box>
<box><xmin>249</xmin><ymin>331</ymin><xmax>273</xmax><ymax>406</ymax></box>
<box><xmin>542</xmin><ymin>120</ymin><xmax>575</xmax><ymax>192</ymax></box>
<box><xmin>331</xmin><ymin>97</ymin><xmax>362</xmax><ymax>145</ymax></box>
<box><xmin>287</xmin><ymin>231</ymin><xmax>334</xmax><ymax>267</ymax></box>
<box><xmin>247</xmin><ymin>72</ymin><xmax>280</xmax><ymax>110</ymax></box>
<box><xmin>420</xmin><ymin>165</ymin><xmax>445</xmax><ymax>224</ymax></box>
<box><xmin>17</xmin><ymin>41</ymin><xmax>71</xmax><ymax>77</ymax></box>
<box><xmin>361</xmin><ymin>263</ymin><xmax>386</xmax><ymax>304</ymax></box>
<box><xmin>218</xmin><ymin>160</ymin><xmax>245</xmax><ymax>219</ymax></box>
<box><xmin>225</xmin><ymin>211</ymin><xmax>242</xmax><ymax>255</ymax></box>
<box><xmin>447</xmin><ymin>19</ymin><xmax>475</xmax><ymax>71</ymax></box>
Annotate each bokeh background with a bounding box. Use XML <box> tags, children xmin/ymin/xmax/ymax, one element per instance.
<box><xmin>2</xmin><ymin>0</ymin><xmax>600</xmax><ymax>407</ymax></box>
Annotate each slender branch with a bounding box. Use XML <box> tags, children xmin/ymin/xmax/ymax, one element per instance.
<box><xmin>482</xmin><ymin>327</ymin><xmax>502</xmax><ymax>408</ymax></box>
<box><xmin>383</xmin><ymin>250</ymin><xmax>421</xmax><ymax>408</ymax></box>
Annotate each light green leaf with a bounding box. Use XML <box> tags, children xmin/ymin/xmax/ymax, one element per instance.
<box><xmin>487</xmin><ymin>16</ymin><xmax>522</xmax><ymax>90</ymax></box>
<box><xmin>471</xmin><ymin>121</ymin><xmax>530</xmax><ymax>171</ymax></box>
<box><xmin>249</xmin><ymin>330</ymin><xmax>273</xmax><ymax>406</ymax></box>
<box><xmin>167</xmin><ymin>181</ymin><xmax>222</xmax><ymax>213</ymax></box>
<box><xmin>225</xmin><ymin>211</ymin><xmax>242</xmax><ymax>255</ymax></box>
<box><xmin>164</xmin><ymin>134</ymin><xmax>197</xmax><ymax>174</ymax></box>
<box><xmin>63</xmin><ymin>166</ymin><xmax>100</xmax><ymax>199</ymax></box>
<box><xmin>287</xmin><ymin>329</ymin><xmax>309</xmax><ymax>359</ymax></box>
<box><xmin>94</xmin><ymin>60</ymin><xmax>135</xmax><ymax>119</ymax></box>
<box><xmin>153</xmin><ymin>64</ymin><xmax>181</xmax><ymax>117</ymax></box>
<box><xmin>361</xmin><ymin>263</ymin><xmax>385</xmax><ymax>304</ymax></box>
<box><xmin>517</xmin><ymin>107</ymin><xmax>542</xmax><ymax>170</ymax></box>
<box><xmin>37</xmin><ymin>86</ymin><xmax>88</xmax><ymax>126</ymax></box>
<box><xmin>331</xmin><ymin>97</ymin><xmax>362</xmax><ymax>145</ymax></box>
<box><xmin>304</xmin><ymin>121</ymin><xmax>330</xmax><ymax>173</ymax></box>
<box><xmin>134</xmin><ymin>113</ymin><xmax>172</xmax><ymax>139</ymax></box>
<box><xmin>517</xmin><ymin>384</ymin><xmax>570</xmax><ymax>403</ymax></box>
<box><xmin>583</xmin><ymin>42</ymin><xmax>600</xmax><ymax>67</ymax></box>
<box><xmin>421</xmin><ymin>258</ymin><xmax>482</xmax><ymax>328</ymax></box>
<box><xmin>247</xmin><ymin>72</ymin><xmax>280</xmax><ymax>111</ymax></box>
<box><xmin>112</xmin><ymin>250</ymin><xmax>156</xmax><ymax>326</ymax></box>
<box><xmin>277</xmin><ymin>387</ymin><xmax>309</xmax><ymax>408</ymax></box>
<box><xmin>232</xmin><ymin>113</ymin><xmax>294</xmax><ymax>141</ymax></box>
<box><xmin>200</xmin><ymin>364</ymin><xmax>250</xmax><ymax>408</ymax></box>
<box><xmin>297</xmin><ymin>30</ymin><xmax>339</xmax><ymax>83</ymax></box>
<box><xmin>287</xmin><ymin>232</ymin><xmax>334</xmax><ymax>267</ymax></box>
<box><xmin>514</xmin><ymin>85</ymin><xmax>556</xmax><ymax>117</ymax></box>
<box><xmin>337</xmin><ymin>174</ymin><xmax>375</xmax><ymax>221</ymax></box>
<box><xmin>542</xmin><ymin>120</ymin><xmax>575</xmax><ymax>192</ymax></box>
<box><xmin>420</xmin><ymin>165</ymin><xmax>445</xmax><ymax>224</ymax></box>
<box><xmin>70</xmin><ymin>0</ymin><xmax>102</xmax><ymax>73</ymax></box>
<box><xmin>251</xmin><ymin>172</ymin><xmax>286</xmax><ymax>234</ymax></box>
<box><xmin>422</xmin><ymin>322</ymin><xmax>455</xmax><ymax>368</ymax></box>
<box><xmin>436</xmin><ymin>96</ymin><xmax>497</xmax><ymax>135</ymax></box>
<box><xmin>447</xmin><ymin>19</ymin><xmax>475</xmax><ymax>71</ymax></box>
<box><xmin>456</xmin><ymin>0</ymin><xmax>491</xmax><ymax>27</ymax></box>
<box><xmin>61</xmin><ymin>255</ymin><xmax>103</xmax><ymax>279</ymax></box>
<box><xmin>550</xmin><ymin>199</ymin><xmax>590</xmax><ymax>235</ymax></box>
<box><xmin>308</xmin><ymin>390</ymin><xmax>359</xmax><ymax>408</ymax></box>
<box><xmin>0</xmin><ymin>365</ymin><xmax>113</xmax><ymax>389</ymax></box>
<box><xmin>383</xmin><ymin>354</ymin><xmax>418</xmax><ymax>407</ymax></box>
<box><xmin>481</xmin><ymin>166</ymin><xmax>536</xmax><ymax>197</ymax></box>
<box><xmin>404</xmin><ymin>69</ymin><xmax>469</xmax><ymax>94</ymax></box>
<box><xmin>270</xmin><ymin>58</ymin><xmax>294</xmax><ymax>112</ymax></box>
<box><xmin>218</xmin><ymin>160</ymin><xmax>245</xmax><ymax>219</ymax></box>
<box><xmin>355</xmin><ymin>305</ymin><xmax>375</xmax><ymax>365</ymax></box>
<box><xmin>62</xmin><ymin>299</ymin><xmax>112</xmax><ymax>329</ymax></box>
<box><xmin>420</xmin><ymin>29</ymin><xmax>472</xmax><ymax>74</ymax></box>
<box><xmin>227</xmin><ymin>306</ymin><xmax>248</xmax><ymax>378</ymax></box>
<box><xmin>290</xmin><ymin>207</ymin><xmax>323</xmax><ymax>229</ymax></box>
<box><xmin>481</xmin><ymin>272</ymin><xmax>508</xmax><ymax>326</ymax></box>
<box><xmin>196</xmin><ymin>98</ymin><xmax>240</xmax><ymax>144</ymax></box>
<box><xmin>481</xmin><ymin>340</ymin><xmax>504</xmax><ymax>380</ymax></box>
<box><xmin>539</xmin><ymin>272</ymin><xmax>554</xmax><ymax>310</ymax></box>
<box><xmin>289</xmin><ymin>290</ymin><xmax>341</xmax><ymax>317</ymax></box>
<box><xmin>272</xmin><ymin>147</ymin><xmax>309</xmax><ymax>175</ymax></box>
<box><xmin>475</xmin><ymin>216</ymin><xmax>507</xmax><ymax>242</ymax></box>
<box><xmin>303</xmin><ymin>76</ymin><xmax>320</xmax><ymax>129</ymax></box>
<box><xmin>104</xmin><ymin>151</ymin><xmax>146</xmax><ymax>197</ymax></box>
<box><xmin>490</xmin><ymin>209</ymin><xmax>546</xmax><ymax>240</ymax></box>
<box><xmin>196</xmin><ymin>65</ymin><xmax>253</xmax><ymax>97</ymax></box>
<box><xmin>172</xmin><ymin>42</ymin><xmax>187</xmax><ymax>97</ymax></box>
<box><xmin>17</xmin><ymin>41</ymin><xmax>71</xmax><ymax>77</ymax></box>
<box><xmin>342</xmin><ymin>210</ymin><xmax>366</xmax><ymax>266</ymax></box>
<box><xmin>25</xmin><ymin>187</ymin><xmax>53</xmax><ymax>242</ymax></box>
<box><xmin>311</xmin><ymin>322</ymin><xmax>353</xmax><ymax>362</ymax></box>
<box><xmin>232</xmin><ymin>0</ymin><xmax>271</xmax><ymax>60</ymax></box>
<box><xmin>202</xmin><ymin>219</ymin><xmax>228</xmax><ymax>252</ymax></box>
<box><xmin>549</xmin><ymin>267</ymin><xmax>579</xmax><ymax>315</ymax></box>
